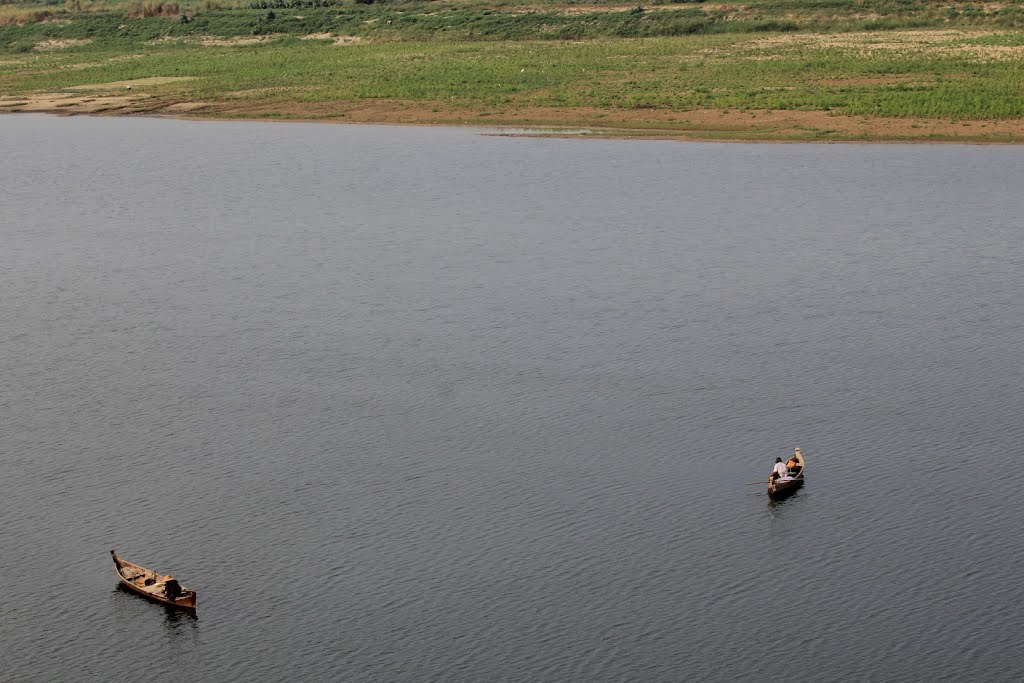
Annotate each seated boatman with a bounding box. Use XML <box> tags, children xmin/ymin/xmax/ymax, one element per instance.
<box><xmin>769</xmin><ymin>457</ymin><xmax>789</xmax><ymax>483</ymax></box>
<box><xmin>786</xmin><ymin>448</ymin><xmax>802</xmax><ymax>475</ymax></box>
<box><xmin>164</xmin><ymin>579</ymin><xmax>182</xmax><ymax>600</ymax></box>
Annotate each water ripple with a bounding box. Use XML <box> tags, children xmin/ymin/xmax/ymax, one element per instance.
<box><xmin>3</xmin><ymin>116</ymin><xmax>1024</xmax><ymax>681</ymax></box>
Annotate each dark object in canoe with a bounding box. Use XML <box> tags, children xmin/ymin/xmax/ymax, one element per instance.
<box><xmin>110</xmin><ymin>550</ymin><xmax>197</xmax><ymax>610</ymax></box>
<box><xmin>767</xmin><ymin>449</ymin><xmax>805</xmax><ymax>500</ymax></box>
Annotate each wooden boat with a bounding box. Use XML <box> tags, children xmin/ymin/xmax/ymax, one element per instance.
<box><xmin>767</xmin><ymin>448</ymin><xmax>805</xmax><ymax>500</ymax></box>
<box><xmin>110</xmin><ymin>550</ymin><xmax>197</xmax><ymax>610</ymax></box>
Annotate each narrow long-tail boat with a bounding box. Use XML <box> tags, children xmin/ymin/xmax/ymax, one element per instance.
<box><xmin>110</xmin><ymin>550</ymin><xmax>197</xmax><ymax>610</ymax></box>
<box><xmin>767</xmin><ymin>448</ymin><xmax>805</xmax><ymax>500</ymax></box>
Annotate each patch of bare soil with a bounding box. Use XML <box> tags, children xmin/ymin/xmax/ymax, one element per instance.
<box><xmin>816</xmin><ymin>75</ymin><xmax>927</xmax><ymax>87</ymax></box>
<box><xmin>150</xmin><ymin>35</ymin><xmax>283</xmax><ymax>46</ymax></box>
<box><xmin>2</xmin><ymin>93</ymin><xmax>1022</xmax><ymax>142</ymax></box>
<box><xmin>66</xmin><ymin>76</ymin><xmax>197</xmax><ymax>90</ymax></box>
<box><xmin>0</xmin><ymin>92</ymin><xmax>152</xmax><ymax>114</ymax></box>
<box><xmin>659</xmin><ymin>108</ymin><xmax>1023</xmax><ymax>142</ymax></box>
<box><xmin>162</xmin><ymin>102</ymin><xmax>209</xmax><ymax>112</ymax></box>
<box><xmin>56</xmin><ymin>54</ymin><xmax>150</xmax><ymax>71</ymax></box>
<box><xmin>556</xmin><ymin>4</ymin><xmax>692</xmax><ymax>13</ymax></box>
<box><xmin>736</xmin><ymin>30</ymin><xmax>1024</xmax><ymax>62</ymax></box>
<box><xmin>198</xmin><ymin>35</ymin><xmax>280</xmax><ymax>46</ymax></box>
<box><xmin>190</xmin><ymin>99</ymin><xmax>1024</xmax><ymax>142</ymax></box>
<box><xmin>33</xmin><ymin>38</ymin><xmax>92</xmax><ymax>50</ymax></box>
<box><xmin>510</xmin><ymin>2</ymin><xmax>737</xmax><ymax>13</ymax></box>
<box><xmin>299</xmin><ymin>33</ymin><xmax>362</xmax><ymax>44</ymax></box>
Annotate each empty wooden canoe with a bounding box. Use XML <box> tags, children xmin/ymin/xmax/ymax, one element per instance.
<box><xmin>110</xmin><ymin>550</ymin><xmax>197</xmax><ymax>610</ymax></box>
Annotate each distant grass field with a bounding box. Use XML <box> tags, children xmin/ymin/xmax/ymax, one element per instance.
<box><xmin>3</xmin><ymin>0</ymin><xmax>1024</xmax><ymax>141</ymax></box>
<box><xmin>5</xmin><ymin>0</ymin><xmax>1024</xmax><ymax>40</ymax></box>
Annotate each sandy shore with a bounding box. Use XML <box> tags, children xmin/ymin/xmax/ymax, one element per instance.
<box><xmin>3</xmin><ymin>88</ymin><xmax>1023</xmax><ymax>143</ymax></box>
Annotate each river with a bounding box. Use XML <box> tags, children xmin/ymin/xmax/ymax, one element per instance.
<box><xmin>2</xmin><ymin>114</ymin><xmax>1023</xmax><ymax>681</ymax></box>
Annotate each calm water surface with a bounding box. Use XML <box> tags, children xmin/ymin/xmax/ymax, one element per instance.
<box><xmin>2</xmin><ymin>114</ymin><xmax>1023</xmax><ymax>681</ymax></box>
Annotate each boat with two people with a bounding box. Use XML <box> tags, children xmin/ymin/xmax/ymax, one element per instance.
<box><xmin>767</xmin><ymin>447</ymin><xmax>805</xmax><ymax>500</ymax></box>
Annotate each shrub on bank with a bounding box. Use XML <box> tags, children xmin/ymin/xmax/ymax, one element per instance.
<box><xmin>2</xmin><ymin>0</ymin><xmax>1024</xmax><ymax>46</ymax></box>
<box><xmin>127</xmin><ymin>1</ymin><xmax>180</xmax><ymax>18</ymax></box>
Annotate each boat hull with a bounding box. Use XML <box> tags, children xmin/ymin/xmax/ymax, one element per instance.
<box><xmin>110</xmin><ymin>550</ymin><xmax>197</xmax><ymax>610</ymax></box>
<box><xmin>767</xmin><ymin>477</ymin><xmax>803</xmax><ymax>500</ymax></box>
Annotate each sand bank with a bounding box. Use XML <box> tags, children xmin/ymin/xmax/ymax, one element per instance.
<box><xmin>3</xmin><ymin>90</ymin><xmax>1022</xmax><ymax>143</ymax></box>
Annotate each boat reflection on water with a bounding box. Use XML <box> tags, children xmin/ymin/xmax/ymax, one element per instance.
<box><xmin>161</xmin><ymin>601</ymin><xmax>199</xmax><ymax>629</ymax></box>
<box><xmin>767</xmin><ymin>494</ymin><xmax>802</xmax><ymax>511</ymax></box>
<box><xmin>113</xmin><ymin>583</ymin><xmax>200</xmax><ymax>636</ymax></box>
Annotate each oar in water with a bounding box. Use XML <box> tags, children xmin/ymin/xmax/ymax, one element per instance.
<box><xmin>747</xmin><ymin>481</ymin><xmax>769</xmax><ymax>485</ymax></box>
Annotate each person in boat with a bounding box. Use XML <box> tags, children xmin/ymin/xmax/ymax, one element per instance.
<box><xmin>786</xmin><ymin>448</ymin><xmax>802</xmax><ymax>475</ymax></box>
<box><xmin>769</xmin><ymin>457</ymin><xmax>789</xmax><ymax>483</ymax></box>
<box><xmin>164</xmin><ymin>579</ymin><xmax>182</xmax><ymax>600</ymax></box>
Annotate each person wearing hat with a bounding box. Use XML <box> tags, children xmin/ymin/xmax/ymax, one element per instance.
<box><xmin>769</xmin><ymin>456</ymin><xmax>789</xmax><ymax>483</ymax></box>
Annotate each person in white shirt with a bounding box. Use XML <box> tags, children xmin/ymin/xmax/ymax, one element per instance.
<box><xmin>770</xmin><ymin>457</ymin><xmax>790</xmax><ymax>483</ymax></box>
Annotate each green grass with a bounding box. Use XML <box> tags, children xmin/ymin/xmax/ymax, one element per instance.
<box><xmin>3</xmin><ymin>0</ymin><xmax>1024</xmax><ymax>141</ymax></box>
<box><xmin>5</xmin><ymin>35</ymin><xmax>1024</xmax><ymax>119</ymax></box>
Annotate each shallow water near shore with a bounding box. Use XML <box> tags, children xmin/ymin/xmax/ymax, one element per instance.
<box><xmin>2</xmin><ymin>113</ymin><xmax>1024</xmax><ymax>681</ymax></box>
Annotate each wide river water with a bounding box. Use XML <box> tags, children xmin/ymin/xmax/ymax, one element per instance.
<box><xmin>2</xmin><ymin>114</ymin><xmax>1023</xmax><ymax>681</ymax></box>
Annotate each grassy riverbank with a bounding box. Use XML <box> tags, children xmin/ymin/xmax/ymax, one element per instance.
<box><xmin>3</xmin><ymin>0</ymin><xmax>1024</xmax><ymax>141</ymax></box>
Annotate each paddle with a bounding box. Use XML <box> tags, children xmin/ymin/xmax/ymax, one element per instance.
<box><xmin>747</xmin><ymin>481</ymin><xmax>769</xmax><ymax>485</ymax></box>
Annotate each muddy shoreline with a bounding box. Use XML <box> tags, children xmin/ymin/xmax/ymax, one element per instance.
<box><xmin>4</xmin><ymin>89</ymin><xmax>1023</xmax><ymax>144</ymax></box>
